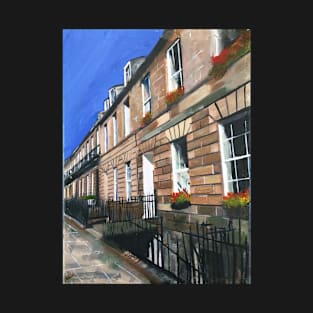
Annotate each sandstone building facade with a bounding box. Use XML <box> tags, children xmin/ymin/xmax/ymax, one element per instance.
<box><xmin>64</xmin><ymin>29</ymin><xmax>251</xmax><ymax>218</ymax></box>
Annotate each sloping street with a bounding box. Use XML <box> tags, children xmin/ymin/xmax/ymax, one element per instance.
<box><xmin>63</xmin><ymin>220</ymin><xmax>152</xmax><ymax>284</ymax></box>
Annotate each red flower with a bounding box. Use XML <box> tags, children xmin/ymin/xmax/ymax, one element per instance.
<box><xmin>166</xmin><ymin>86</ymin><xmax>185</xmax><ymax>105</ymax></box>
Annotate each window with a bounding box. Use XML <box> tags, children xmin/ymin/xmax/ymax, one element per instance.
<box><xmin>171</xmin><ymin>136</ymin><xmax>190</xmax><ymax>192</ymax></box>
<box><xmin>124</xmin><ymin>62</ymin><xmax>131</xmax><ymax>85</ymax></box>
<box><xmin>96</xmin><ymin>129</ymin><xmax>100</xmax><ymax>154</ymax></box>
<box><xmin>82</xmin><ymin>177</ymin><xmax>85</xmax><ymax>196</ymax></box>
<box><xmin>91</xmin><ymin>172</ymin><xmax>94</xmax><ymax>195</ymax></box>
<box><xmin>104</xmin><ymin>124</ymin><xmax>108</xmax><ymax>153</ymax></box>
<box><xmin>109</xmin><ymin>89</ymin><xmax>116</xmax><ymax>106</ymax></box>
<box><xmin>104</xmin><ymin>98</ymin><xmax>110</xmax><ymax>111</ymax></box>
<box><xmin>219</xmin><ymin>111</ymin><xmax>251</xmax><ymax>194</ymax></box>
<box><xmin>91</xmin><ymin>136</ymin><xmax>94</xmax><ymax>151</ymax></box>
<box><xmin>124</xmin><ymin>99</ymin><xmax>130</xmax><ymax>137</ymax></box>
<box><xmin>86</xmin><ymin>175</ymin><xmax>90</xmax><ymax>195</ymax></box>
<box><xmin>214</xmin><ymin>29</ymin><xmax>241</xmax><ymax>56</ymax></box>
<box><xmin>141</xmin><ymin>74</ymin><xmax>151</xmax><ymax>114</ymax></box>
<box><xmin>86</xmin><ymin>141</ymin><xmax>90</xmax><ymax>160</ymax></box>
<box><xmin>125</xmin><ymin>162</ymin><xmax>132</xmax><ymax>200</ymax></box>
<box><xmin>113</xmin><ymin>167</ymin><xmax>118</xmax><ymax>201</ymax></box>
<box><xmin>167</xmin><ymin>39</ymin><xmax>183</xmax><ymax>92</ymax></box>
<box><xmin>113</xmin><ymin>113</ymin><xmax>118</xmax><ymax>146</ymax></box>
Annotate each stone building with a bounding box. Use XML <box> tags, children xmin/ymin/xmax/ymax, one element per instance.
<box><xmin>64</xmin><ymin>29</ymin><xmax>251</xmax><ymax>221</ymax></box>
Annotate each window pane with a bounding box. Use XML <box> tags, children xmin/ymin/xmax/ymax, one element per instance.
<box><xmin>143</xmin><ymin>76</ymin><xmax>151</xmax><ymax>100</ymax></box>
<box><xmin>173</xmin><ymin>44</ymin><xmax>180</xmax><ymax>72</ymax></box>
<box><xmin>236</xmin><ymin>158</ymin><xmax>249</xmax><ymax>179</ymax></box>
<box><xmin>176</xmin><ymin>170</ymin><xmax>190</xmax><ymax>192</ymax></box>
<box><xmin>144</xmin><ymin>99</ymin><xmax>151</xmax><ymax>113</ymax></box>
<box><xmin>233</xmin><ymin>135</ymin><xmax>246</xmax><ymax>156</ymax></box>
<box><xmin>231</xmin><ymin>160</ymin><xmax>236</xmax><ymax>180</ymax></box>
<box><xmin>238</xmin><ymin>179</ymin><xmax>249</xmax><ymax>192</ymax></box>
<box><xmin>173</xmin><ymin>72</ymin><xmax>182</xmax><ymax>88</ymax></box>
<box><xmin>174</xmin><ymin>138</ymin><xmax>188</xmax><ymax>169</ymax></box>
<box><xmin>232</xmin><ymin>181</ymin><xmax>238</xmax><ymax>193</ymax></box>
<box><xmin>232</xmin><ymin>118</ymin><xmax>245</xmax><ymax>136</ymax></box>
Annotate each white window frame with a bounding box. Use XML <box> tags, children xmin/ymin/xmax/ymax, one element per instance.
<box><xmin>141</xmin><ymin>74</ymin><xmax>151</xmax><ymax>115</ymax></box>
<box><xmin>171</xmin><ymin>137</ymin><xmax>190</xmax><ymax>193</ymax></box>
<box><xmin>124</xmin><ymin>99</ymin><xmax>130</xmax><ymax>137</ymax></box>
<box><xmin>124</xmin><ymin>61</ymin><xmax>131</xmax><ymax>86</ymax></box>
<box><xmin>113</xmin><ymin>167</ymin><xmax>118</xmax><ymax>201</ymax></box>
<box><xmin>125</xmin><ymin>161</ymin><xmax>132</xmax><ymax>200</ymax></box>
<box><xmin>113</xmin><ymin>113</ymin><xmax>118</xmax><ymax>146</ymax></box>
<box><xmin>82</xmin><ymin>177</ymin><xmax>85</xmax><ymax>196</ymax></box>
<box><xmin>104</xmin><ymin>124</ymin><xmax>108</xmax><ymax>153</ymax></box>
<box><xmin>166</xmin><ymin>39</ymin><xmax>183</xmax><ymax>92</ymax></box>
<box><xmin>219</xmin><ymin>111</ymin><xmax>251</xmax><ymax>194</ymax></box>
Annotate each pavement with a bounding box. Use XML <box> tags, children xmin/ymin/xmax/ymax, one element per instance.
<box><xmin>63</xmin><ymin>216</ymin><xmax>177</xmax><ymax>284</ymax></box>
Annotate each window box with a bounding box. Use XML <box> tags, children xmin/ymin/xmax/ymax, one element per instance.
<box><xmin>140</xmin><ymin>112</ymin><xmax>152</xmax><ymax>128</ymax></box>
<box><xmin>170</xmin><ymin>188</ymin><xmax>191</xmax><ymax>210</ymax></box>
<box><xmin>223</xmin><ymin>205</ymin><xmax>249</xmax><ymax>220</ymax></box>
<box><xmin>171</xmin><ymin>201</ymin><xmax>191</xmax><ymax>210</ymax></box>
<box><xmin>210</xmin><ymin>29</ymin><xmax>251</xmax><ymax>80</ymax></box>
<box><xmin>166</xmin><ymin>86</ymin><xmax>184</xmax><ymax>105</ymax></box>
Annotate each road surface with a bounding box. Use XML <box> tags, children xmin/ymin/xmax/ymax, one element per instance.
<box><xmin>63</xmin><ymin>220</ymin><xmax>152</xmax><ymax>284</ymax></box>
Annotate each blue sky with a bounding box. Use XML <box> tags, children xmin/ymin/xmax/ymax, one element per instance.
<box><xmin>63</xmin><ymin>29</ymin><xmax>164</xmax><ymax>160</ymax></box>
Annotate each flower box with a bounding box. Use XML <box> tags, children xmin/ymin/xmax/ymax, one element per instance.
<box><xmin>223</xmin><ymin>205</ymin><xmax>249</xmax><ymax>220</ymax></box>
<box><xmin>171</xmin><ymin>201</ymin><xmax>191</xmax><ymax>210</ymax></box>
<box><xmin>222</xmin><ymin>189</ymin><xmax>250</xmax><ymax>220</ymax></box>
<box><xmin>140</xmin><ymin>112</ymin><xmax>152</xmax><ymax>128</ymax></box>
<box><xmin>210</xmin><ymin>29</ymin><xmax>251</xmax><ymax>80</ymax></box>
<box><xmin>170</xmin><ymin>188</ymin><xmax>191</xmax><ymax>210</ymax></box>
<box><xmin>165</xmin><ymin>86</ymin><xmax>184</xmax><ymax>105</ymax></box>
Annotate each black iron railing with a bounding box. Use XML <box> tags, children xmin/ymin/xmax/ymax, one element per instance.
<box><xmin>64</xmin><ymin>192</ymin><xmax>157</xmax><ymax>227</ymax></box>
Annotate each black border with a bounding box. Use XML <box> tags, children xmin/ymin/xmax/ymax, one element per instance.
<box><xmin>20</xmin><ymin>9</ymin><xmax>278</xmax><ymax>302</ymax></box>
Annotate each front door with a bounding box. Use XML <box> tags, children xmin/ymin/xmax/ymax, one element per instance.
<box><xmin>143</xmin><ymin>153</ymin><xmax>155</xmax><ymax>218</ymax></box>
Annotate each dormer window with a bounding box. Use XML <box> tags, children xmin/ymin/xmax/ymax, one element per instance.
<box><xmin>109</xmin><ymin>89</ymin><xmax>116</xmax><ymax>106</ymax></box>
<box><xmin>124</xmin><ymin>62</ymin><xmax>131</xmax><ymax>85</ymax></box>
<box><xmin>104</xmin><ymin>98</ymin><xmax>110</xmax><ymax>111</ymax></box>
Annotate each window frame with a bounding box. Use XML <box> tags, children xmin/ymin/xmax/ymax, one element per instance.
<box><xmin>124</xmin><ymin>61</ymin><xmax>132</xmax><ymax>85</ymax></box>
<box><xmin>124</xmin><ymin>99</ymin><xmax>130</xmax><ymax>137</ymax></box>
<box><xmin>104</xmin><ymin>124</ymin><xmax>108</xmax><ymax>153</ymax></box>
<box><xmin>171</xmin><ymin>136</ymin><xmax>190</xmax><ymax>193</ymax></box>
<box><xmin>113</xmin><ymin>112</ymin><xmax>118</xmax><ymax>146</ymax></box>
<box><xmin>141</xmin><ymin>73</ymin><xmax>151</xmax><ymax>115</ymax></box>
<box><xmin>166</xmin><ymin>38</ymin><xmax>183</xmax><ymax>92</ymax></box>
<box><xmin>219</xmin><ymin>110</ymin><xmax>251</xmax><ymax>195</ymax></box>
